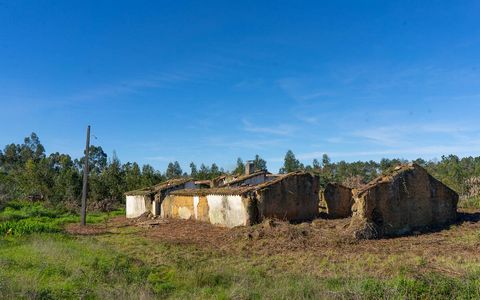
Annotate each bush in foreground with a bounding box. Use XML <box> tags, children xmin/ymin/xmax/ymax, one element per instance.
<box><xmin>0</xmin><ymin>200</ymin><xmax>124</xmax><ymax>236</ymax></box>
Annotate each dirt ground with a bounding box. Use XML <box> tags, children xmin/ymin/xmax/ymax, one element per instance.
<box><xmin>68</xmin><ymin>209</ymin><xmax>480</xmax><ymax>266</ymax></box>
<box><xmin>56</xmin><ymin>209</ymin><xmax>480</xmax><ymax>298</ymax></box>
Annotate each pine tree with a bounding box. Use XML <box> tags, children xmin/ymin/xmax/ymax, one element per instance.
<box><xmin>124</xmin><ymin>162</ymin><xmax>142</xmax><ymax>191</ymax></box>
<box><xmin>165</xmin><ymin>161</ymin><xmax>183</xmax><ymax>179</ymax></box>
<box><xmin>252</xmin><ymin>154</ymin><xmax>267</xmax><ymax>172</ymax></box>
<box><xmin>189</xmin><ymin>162</ymin><xmax>198</xmax><ymax>178</ymax></box>
<box><xmin>210</xmin><ymin>163</ymin><xmax>221</xmax><ymax>179</ymax></box>
<box><xmin>233</xmin><ymin>158</ymin><xmax>245</xmax><ymax>175</ymax></box>
<box><xmin>197</xmin><ymin>164</ymin><xmax>210</xmax><ymax>180</ymax></box>
<box><xmin>312</xmin><ymin>159</ymin><xmax>321</xmax><ymax>170</ymax></box>
<box><xmin>279</xmin><ymin>150</ymin><xmax>303</xmax><ymax>173</ymax></box>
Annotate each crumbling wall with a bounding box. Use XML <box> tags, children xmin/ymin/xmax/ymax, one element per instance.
<box><xmin>206</xmin><ymin>195</ymin><xmax>248</xmax><ymax>227</ymax></box>
<box><xmin>161</xmin><ymin>194</ymin><xmax>249</xmax><ymax>227</ymax></box>
<box><xmin>196</xmin><ymin>196</ymin><xmax>210</xmax><ymax>222</ymax></box>
<box><xmin>350</xmin><ymin>164</ymin><xmax>458</xmax><ymax>238</ymax></box>
<box><xmin>161</xmin><ymin>195</ymin><xmax>195</xmax><ymax>220</ymax></box>
<box><xmin>160</xmin><ymin>173</ymin><xmax>321</xmax><ymax>226</ymax></box>
<box><xmin>256</xmin><ymin>173</ymin><xmax>319</xmax><ymax>222</ymax></box>
<box><xmin>155</xmin><ymin>182</ymin><xmax>191</xmax><ymax>203</ymax></box>
<box><xmin>228</xmin><ymin>173</ymin><xmax>268</xmax><ymax>187</ymax></box>
<box><xmin>126</xmin><ymin>195</ymin><xmax>152</xmax><ymax>218</ymax></box>
<box><xmin>319</xmin><ymin>183</ymin><xmax>353</xmax><ymax>218</ymax></box>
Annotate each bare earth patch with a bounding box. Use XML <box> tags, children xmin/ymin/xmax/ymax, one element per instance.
<box><xmin>57</xmin><ymin>208</ymin><xmax>480</xmax><ymax>299</ymax></box>
<box><xmin>97</xmin><ymin>209</ymin><xmax>480</xmax><ymax>259</ymax></box>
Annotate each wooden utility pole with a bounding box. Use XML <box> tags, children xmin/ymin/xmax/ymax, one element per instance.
<box><xmin>80</xmin><ymin>125</ymin><xmax>90</xmax><ymax>226</ymax></box>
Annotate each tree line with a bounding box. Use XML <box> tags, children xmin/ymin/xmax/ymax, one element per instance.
<box><xmin>0</xmin><ymin>133</ymin><xmax>268</xmax><ymax>210</ymax></box>
<box><xmin>278</xmin><ymin>150</ymin><xmax>480</xmax><ymax>198</ymax></box>
<box><xmin>1</xmin><ymin>133</ymin><xmax>479</xmax><ymax>211</ymax></box>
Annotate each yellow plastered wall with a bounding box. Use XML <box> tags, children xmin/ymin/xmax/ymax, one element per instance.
<box><xmin>171</xmin><ymin>195</ymin><xmax>195</xmax><ymax>220</ymax></box>
<box><xmin>196</xmin><ymin>196</ymin><xmax>210</xmax><ymax>221</ymax></box>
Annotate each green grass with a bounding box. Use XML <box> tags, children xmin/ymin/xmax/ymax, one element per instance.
<box><xmin>1</xmin><ymin>201</ymin><xmax>479</xmax><ymax>299</ymax></box>
<box><xmin>0</xmin><ymin>200</ymin><xmax>124</xmax><ymax>236</ymax></box>
<box><xmin>94</xmin><ymin>226</ymin><xmax>480</xmax><ymax>299</ymax></box>
<box><xmin>2</xmin><ymin>231</ymin><xmax>478</xmax><ymax>299</ymax></box>
<box><xmin>459</xmin><ymin>196</ymin><xmax>480</xmax><ymax>209</ymax></box>
<box><xmin>0</xmin><ymin>234</ymin><xmax>156</xmax><ymax>299</ymax></box>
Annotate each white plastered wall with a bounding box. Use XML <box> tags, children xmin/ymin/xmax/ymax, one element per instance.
<box><xmin>126</xmin><ymin>195</ymin><xmax>148</xmax><ymax>218</ymax></box>
<box><xmin>206</xmin><ymin>195</ymin><xmax>247</xmax><ymax>227</ymax></box>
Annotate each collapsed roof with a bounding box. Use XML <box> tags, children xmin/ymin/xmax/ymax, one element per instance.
<box><xmin>170</xmin><ymin>171</ymin><xmax>302</xmax><ymax>196</ymax></box>
<box><xmin>124</xmin><ymin>178</ymin><xmax>194</xmax><ymax>196</ymax></box>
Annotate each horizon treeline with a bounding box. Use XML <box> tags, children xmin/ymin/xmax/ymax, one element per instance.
<box><xmin>1</xmin><ymin>133</ymin><xmax>479</xmax><ymax>210</ymax></box>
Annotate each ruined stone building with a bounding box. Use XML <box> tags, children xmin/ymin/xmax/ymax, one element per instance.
<box><xmin>162</xmin><ymin>172</ymin><xmax>319</xmax><ymax>227</ymax></box>
<box><xmin>125</xmin><ymin>178</ymin><xmax>209</xmax><ymax>218</ymax></box>
<box><xmin>125</xmin><ymin>167</ymin><xmax>320</xmax><ymax>226</ymax></box>
<box><xmin>350</xmin><ymin>163</ymin><xmax>458</xmax><ymax>238</ymax></box>
<box><xmin>125</xmin><ymin>161</ymin><xmax>459</xmax><ymax>237</ymax></box>
<box><xmin>319</xmin><ymin>183</ymin><xmax>353</xmax><ymax>219</ymax></box>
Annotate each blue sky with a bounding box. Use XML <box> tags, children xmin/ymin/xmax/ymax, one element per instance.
<box><xmin>1</xmin><ymin>1</ymin><xmax>480</xmax><ymax>172</ymax></box>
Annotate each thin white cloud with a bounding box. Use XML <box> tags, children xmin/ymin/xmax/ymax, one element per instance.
<box><xmin>352</xmin><ymin>127</ymin><xmax>405</xmax><ymax>147</ymax></box>
<box><xmin>278</xmin><ymin>63</ymin><xmax>480</xmax><ymax>107</ymax></box>
<box><xmin>267</xmin><ymin>120</ymin><xmax>480</xmax><ymax>163</ymax></box>
<box><xmin>145</xmin><ymin>156</ymin><xmax>174</xmax><ymax>162</ymax></box>
<box><xmin>242</xmin><ymin>119</ymin><xmax>296</xmax><ymax>136</ymax></box>
<box><xmin>296</xmin><ymin>114</ymin><xmax>321</xmax><ymax>125</ymax></box>
<box><xmin>352</xmin><ymin>123</ymin><xmax>479</xmax><ymax>147</ymax></box>
<box><xmin>67</xmin><ymin>72</ymin><xmax>191</xmax><ymax>102</ymax></box>
<box><xmin>296</xmin><ymin>143</ymin><xmax>480</xmax><ymax>161</ymax></box>
<box><xmin>324</xmin><ymin>137</ymin><xmax>344</xmax><ymax>144</ymax></box>
<box><xmin>299</xmin><ymin>91</ymin><xmax>334</xmax><ymax>101</ymax></box>
<box><xmin>233</xmin><ymin>78</ymin><xmax>264</xmax><ymax>89</ymax></box>
<box><xmin>277</xmin><ymin>78</ymin><xmax>336</xmax><ymax>102</ymax></box>
<box><xmin>207</xmin><ymin>136</ymin><xmax>285</xmax><ymax>150</ymax></box>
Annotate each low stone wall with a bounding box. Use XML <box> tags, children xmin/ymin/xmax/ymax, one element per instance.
<box><xmin>350</xmin><ymin>164</ymin><xmax>458</xmax><ymax>238</ymax></box>
<box><xmin>319</xmin><ymin>183</ymin><xmax>353</xmax><ymax>218</ymax></box>
<box><xmin>255</xmin><ymin>173</ymin><xmax>319</xmax><ymax>222</ymax></box>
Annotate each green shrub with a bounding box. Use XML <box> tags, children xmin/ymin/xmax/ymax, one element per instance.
<box><xmin>0</xmin><ymin>200</ymin><xmax>123</xmax><ymax>237</ymax></box>
<box><xmin>0</xmin><ymin>218</ymin><xmax>60</xmax><ymax>236</ymax></box>
<box><xmin>459</xmin><ymin>196</ymin><xmax>480</xmax><ymax>209</ymax></box>
<box><xmin>359</xmin><ymin>278</ymin><xmax>388</xmax><ymax>299</ymax></box>
<box><xmin>0</xmin><ymin>200</ymin><xmax>63</xmax><ymax>221</ymax></box>
<box><xmin>147</xmin><ymin>267</ymin><xmax>177</xmax><ymax>296</ymax></box>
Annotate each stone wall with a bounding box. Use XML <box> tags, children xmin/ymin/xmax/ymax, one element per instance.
<box><xmin>350</xmin><ymin>164</ymin><xmax>458</xmax><ymax>238</ymax></box>
<box><xmin>161</xmin><ymin>172</ymin><xmax>320</xmax><ymax>227</ymax></box>
<box><xmin>255</xmin><ymin>173</ymin><xmax>319</xmax><ymax>222</ymax></box>
<box><xmin>319</xmin><ymin>183</ymin><xmax>353</xmax><ymax>218</ymax></box>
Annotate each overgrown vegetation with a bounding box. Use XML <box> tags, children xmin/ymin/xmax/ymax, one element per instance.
<box><xmin>0</xmin><ymin>200</ymin><xmax>123</xmax><ymax>236</ymax></box>
<box><xmin>0</xmin><ymin>234</ymin><xmax>159</xmax><ymax>299</ymax></box>
<box><xmin>0</xmin><ymin>133</ymin><xmax>263</xmax><ymax>210</ymax></box>
<box><xmin>459</xmin><ymin>196</ymin><xmax>480</xmax><ymax>209</ymax></box>
<box><xmin>280</xmin><ymin>150</ymin><xmax>480</xmax><ymax>206</ymax></box>
<box><xmin>1</xmin><ymin>199</ymin><xmax>479</xmax><ymax>298</ymax></box>
<box><xmin>1</xmin><ymin>133</ymin><xmax>480</xmax><ymax>212</ymax></box>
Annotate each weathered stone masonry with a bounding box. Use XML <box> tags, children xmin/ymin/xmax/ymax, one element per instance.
<box><xmin>350</xmin><ymin>163</ymin><xmax>458</xmax><ymax>238</ymax></box>
<box><xmin>161</xmin><ymin>172</ymin><xmax>320</xmax><ymax>227</ymax></box>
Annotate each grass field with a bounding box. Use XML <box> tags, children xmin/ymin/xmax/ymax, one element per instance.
<box><xmin>0</xmin><ymin>201</ymin><xmax>479</xmax><ymax>299</ymax></box>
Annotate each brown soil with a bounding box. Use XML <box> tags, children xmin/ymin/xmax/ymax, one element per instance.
<box><xmin>67</xmin><ymin>210</ymin><xmax>480</xmax><ymax>276</ymax></box>
<box><xmin>66</xmin><ymin>210</ymin><xmax>480</xmax><ymax>272</ymax></box>
<box><xmin>65</xmin><ymin>216</ymin><xmax>132</xmax><ymax>235</ymax></box>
